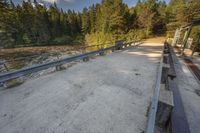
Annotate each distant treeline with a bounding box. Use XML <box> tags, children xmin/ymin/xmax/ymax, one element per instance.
<box><xmin>0</xmin><ymin>0</ymin><xmax>199</xmax><ymax>48</ymax></box>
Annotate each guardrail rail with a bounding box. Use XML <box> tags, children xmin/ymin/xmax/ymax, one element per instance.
<box><xmin>146</xmin><ymin>42</ymin><xmax>176</xmax><ymax>133</ymax></box>
<box><xmin>0</xmin><ymin>40</ymin><xmax>141</xmax><ymax>84</ymax></box>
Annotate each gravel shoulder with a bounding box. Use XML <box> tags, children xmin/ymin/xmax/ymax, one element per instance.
<box><xmin>0</xmin><ymin>43</ymin><xmax>162</xmax><ymax>133</ymax></box>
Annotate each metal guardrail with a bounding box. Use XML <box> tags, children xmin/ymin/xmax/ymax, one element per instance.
<box><xmin>146</xmin><ymin>42</ymin><xmax>177</xmax><ymax>133</ymax></box>
<box><xmin>0</xmin><ymin>42</ymin><xmax>114</xmax><ymax>63</ymax></box>
<box><xmin>0</xmin><ymin>41</ymin><xmax>134</xmax><ymax>64</ymax></box>
<box><xmin>145</xmin><ymin>43</ymin><xmax>164</xmax><ymax>133</ymax></box>
<box><xmin>0</xmin><ymin>40</ymin><xmax>141</xmax><ymax>83</ymax></box>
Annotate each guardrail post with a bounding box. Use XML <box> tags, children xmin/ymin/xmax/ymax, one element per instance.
<box><xmin>99</xmin><ymin>50</ymin><xmax>106</xmax><ymax>56</ymax></box>
<box><xmin>115</xmin><ymin>41</ymin><xmax>123</xmax><ymax>50</ymax></box>
<box><xmin>56</xmin><ymin>65</ymin><xmax>66</xmax><ymax>71</ymax></box>
<box><xmin>83</xmin><ymin>57</ymin><xmax>89</xmax><ymax>62</ymax></box>
<box><xmin>3</xmin><ymin>77</ymin><xmax>25</xmax><ymax>88</ymax></box>
<box><xmin>112</xmin><ymin>47</ymin><xmax>115</xmax><ymax>52</ymax></box>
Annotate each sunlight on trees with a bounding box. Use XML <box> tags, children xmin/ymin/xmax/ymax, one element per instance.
<box><xmin>0</xmin><ymin>0</ymin><xmax>199</xmax><ymax>48</ymax></box>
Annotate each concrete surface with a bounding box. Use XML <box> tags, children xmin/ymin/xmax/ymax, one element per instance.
<box><xmin>0</xmin><ymin>43</ymin><xmax>162</xmax><ymax>133</ymax></box>
<box><xmin>173</xmin><ymin>51</ymin><xmax>200</xmax><ymax>133</ymax></box>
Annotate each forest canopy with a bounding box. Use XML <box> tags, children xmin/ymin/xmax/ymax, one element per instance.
<box><xmin>0</xmin><ymin>0</ymin><xmax>199</xmax><ymax>48</ymax></box>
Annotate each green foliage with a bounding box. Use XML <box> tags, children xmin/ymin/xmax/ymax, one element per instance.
<box><xmin>166</xmin><ymin>0</ymin><xmax>200</xmax><ymax>31</ymax></box>
<box><xmin>83</xmin><ymin>0</ymin><xmax>167</xmax><ymax>44</ymax></box>
<box><xmin>52</xmin><ymin>36</ymin><xmax>73</xmax><ymax>45</ymax></box>
<box><xmin>85</xmin><ymin>32</ymin><xmax>115</xmax><ymax>46</ymax></box>
<box><xmin>22</xmin><ymin>33</ymin><xmax>32</xmax><ymax>44</ymax></box>
<box><xmin>136</xmin><ymin>0</ymin><xmax>166</xmax><ymax>35</ymax></box>
<box><xmin>0</xmin><ymin>0</ymin><xmax>82</xmax><ymax>48</ymax></box>
<box><xmin>81</xmin><ymin>8</ymin><xmax>90</xmax><ymax>34</ymax></box>
<box><xmin>126</xmin><ymin>29</ymin><xmax>147</xmax><ymax>41</ymax></box>
<box><xmin>1</xmin><ymin>0</ymin><xmax>199</xmax><ymax>48</ymax></box>
<box><xmin>51</xmin><ymin>35</ymin><xmax>84</xmax><ymax>45</ymax></box>
<box><xmin>49</xmin><ymin>35</ymin><xmax>84</xmax><ymax>45</ymax></box>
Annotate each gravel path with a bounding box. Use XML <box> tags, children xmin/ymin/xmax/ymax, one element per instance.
<box><xmin>0</xmin><ymin>43</ymin><xmax>162</xmax><ymax>133</ymax></box>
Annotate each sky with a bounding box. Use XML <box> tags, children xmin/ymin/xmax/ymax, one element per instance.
<box><xmin>13</xmin><ymin>0</ymin><xmax>170</xmax><ymax>12</ymax></box>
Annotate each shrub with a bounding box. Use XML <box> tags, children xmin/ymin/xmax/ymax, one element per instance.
<box><xmin>51</xmin><ymin>35</ymin><xmax>84</xmax><ymax>45</ymax></box>
<box><xmin>126</xmin><ymin>29</ymin><xmax>147</xmax><ymax>41</ymax></box>
<box><xmin>85</xmin><ymin>32</ymin><xmax>115</xmax><ymax>46</ymax></box>
<box><xmin>52</xmin><ymin>36</ymin><xmax>73</xmax><ymax>45</ymax></box>
<box><xmin>22</xmin><ymin>33</ymin><xmax>32</xmax><ymax>44</ymax></box>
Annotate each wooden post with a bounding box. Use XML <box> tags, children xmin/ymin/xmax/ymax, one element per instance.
<box><xmin>191</xmin><ymin>34</ymin><xmax>200</xmax><ymax>57</ymax></box>
<box><xmin>182</xmin><ymin>26</ymin><xmax>192</xmax><ymax>55</ymax></box>
<box><xmin>172</xmin><ymin>28</ymin><xmax>181</xmax><ymax>47</ymax></box>
<box><xmin>0</xmin><ymin>61</ymin><xmax>9</xmax><ymax>72</ymax></box>
<box><xmin>3</xmin><ymin>64</ymin><xmax>9</xmax><ymax>71</ymax></box>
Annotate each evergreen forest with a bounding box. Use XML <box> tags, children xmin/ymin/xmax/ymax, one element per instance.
<box><xmin>0</xmin><ymin>0</ymin><xmax>199</xmax><ymax>48</ymax></box>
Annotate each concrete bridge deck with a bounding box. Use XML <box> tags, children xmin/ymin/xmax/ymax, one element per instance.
<box><xmin>0</xmin><ymin>42</ymin><xmax>163</xmax><ymax>133</ymax></box>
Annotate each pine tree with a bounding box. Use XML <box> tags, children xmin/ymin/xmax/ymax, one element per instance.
<box><xmin>0</xmin><ymin>0</ymin><xmax>16</xmax><ymax>47</ymax></box>
<box><xmin>136</xmin><ymin>0</ymin><xmax>164</xmax><ymax>35</ymax></box>
<box><xmin>81</xmin><ymin>7</ymin><xmax>90</xmax><ymax>34</ymax></box>
<box><xmin>34</xmin><ymin>4</ymin><xmax>51</xmax><ymax>43</ymax></box>
<box><xmin>89</xmin><ymin>4</ymin><xmax>96</xmax><ymax>33</ymax></box>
